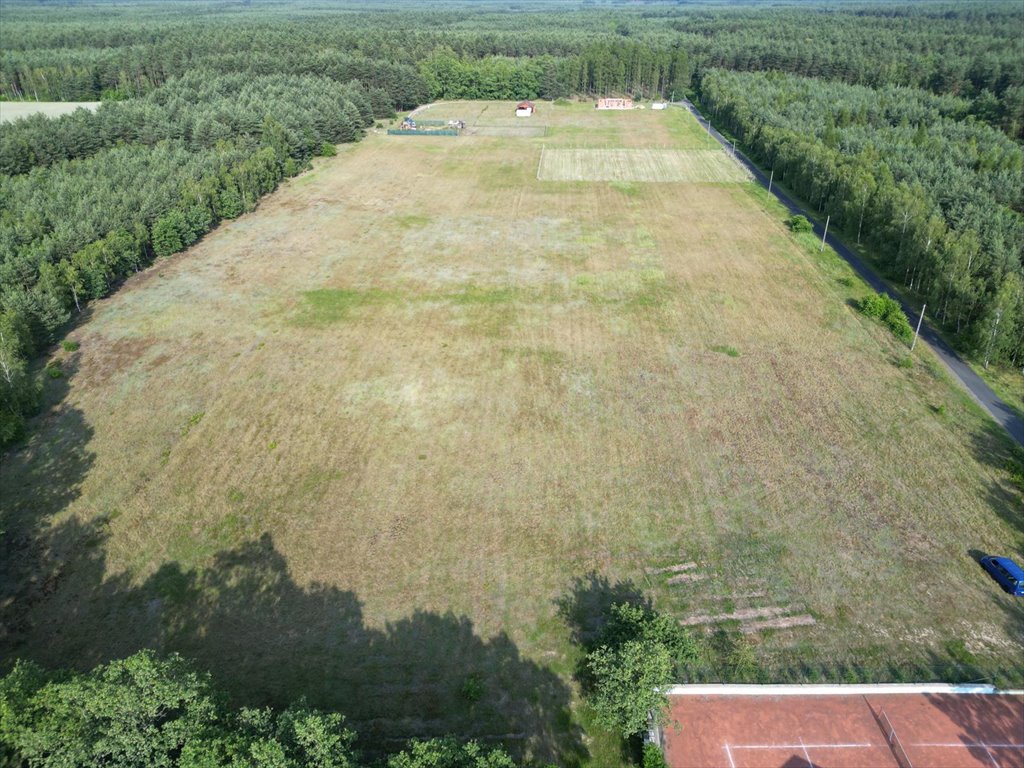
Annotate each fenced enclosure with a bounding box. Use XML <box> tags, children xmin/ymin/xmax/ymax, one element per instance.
<box><xmin>388</xmin><ymin>116</ymin><xmax>464</xmax><ymax>137</ymax></box>
<box><xmin>387</xmin><ymin>128</ymin><xmax>459</xmax><ymax>136</ymax></box>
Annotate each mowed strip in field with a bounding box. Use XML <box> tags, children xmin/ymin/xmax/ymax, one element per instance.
<box><xmin>537</xmin><ymin>148</ymin><xmax>751</xmax><ymax>182</ymax></box>
<box><xmin>2</xmin><ymin>101</ymin><xmax>1021</xmax><ymax>763</ymax></box>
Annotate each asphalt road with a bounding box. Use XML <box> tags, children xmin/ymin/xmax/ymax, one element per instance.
<box><xmin>677</xmin><ymin>98</ymin><xmax>1024</xmax><ymax>448</ymax></box>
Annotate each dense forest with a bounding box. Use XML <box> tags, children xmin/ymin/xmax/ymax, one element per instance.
<box><xmin>0</xmin><ymin>0</ymin><xmax>1021</xmax><ymax>440</ymax></box>
<box><xmin>2</xmin><ymin>3</ymin><xmax>1022</xmax><ymax>132</ymax></box>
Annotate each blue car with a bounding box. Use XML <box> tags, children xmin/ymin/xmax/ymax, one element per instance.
<box><xmin>980</xmin><ymin>556</ymin><xmax>1024</xmax><ymax>596</ymax></box>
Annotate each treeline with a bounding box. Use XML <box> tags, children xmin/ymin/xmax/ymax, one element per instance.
<box><xmin>2</xmin><ymin>2</ymin><xmax>1020</xmax><ymax>135</ymax></box>
<box><xmin>419</xmin><ymin>42</ymin><xmax>689</xmax><ymax>102</ymax></box>
<box><xmin>0</xmin><ymin>72</ymin><xmax>392</xmax><ymax>175</ymax></box>
<box><xmin>679</xmin><ymin>5</ymin><xmax>1023</xmax><ymax>138</ymax></box>
<box><xmin>0</xmin><ymin>73</ymin><xmax>387</xmax><ymax>444</ymax></box>
<box><xmin>0</xmin><ymin>650</ymin><xmax>518</xmax><ymax>768</ymax></box>
<box><xmin>1</xmin><ymin>31</ymin><xmax>428</xmax><ymax>109</ymax></box>
<box><xmin>698</xmin><ymin>68</ymin><xmax>1024</xmax><ymax>368</ymax></box>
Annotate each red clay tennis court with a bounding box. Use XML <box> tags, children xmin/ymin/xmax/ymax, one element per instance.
<box><xmin>657</xmin><ymin>684</ymin><xmax>1024</xmax><ymax>768</ymax></box>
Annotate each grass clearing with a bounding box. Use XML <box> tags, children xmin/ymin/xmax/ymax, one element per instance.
<box><xmin>2</xmin><ymin>100</ymin><xmax>1022</xmax><ymax>765</ymax></box>
<box><xmin>0</xmin><ymin>100</ymin><xmax>100</xmax><ymax>122</ymax></box>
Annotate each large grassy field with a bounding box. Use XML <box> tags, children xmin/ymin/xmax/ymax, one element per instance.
<box><xmin>2</xmin><ymin>100</ymin><xmax>1022</xmax><ymax>763</ymax></box>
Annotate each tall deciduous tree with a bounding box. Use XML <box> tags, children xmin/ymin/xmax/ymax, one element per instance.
<box><xmin>584</xmin><ymin>603</ymin><xmax>697</xmax><ymax>738</ymax></box>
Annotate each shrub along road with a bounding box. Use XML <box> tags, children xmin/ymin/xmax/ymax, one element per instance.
<box><xmin>679</xmin><ymin>98</ymin><xmax>1024</xmax><ymax>448</ymax></box>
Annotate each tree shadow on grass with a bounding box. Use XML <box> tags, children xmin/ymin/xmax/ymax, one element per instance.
<box><xmin>2</xmin><ymin>524</ymin><xmax>586</xmax><ymax>765</ymax></box>
<box><xmin>968</xmin><ymin>420</ymin><xmax>1024</xmax><ymax>556</ymax></box>
<box><xmin>964</xmin><ymin>421</ymin><xmax>1024</xmax><ymax>684</ymax></box>
<box><xmin>0</xmin><ymin>351</ymin><xmax>587</xmax><ymax>762</ymax></box>
<box><xmin>554</xmin><ymin>571</ymin><xmax>649</xmax><ymax>654</ymax></box>
<box><xmin>1</xmin><ymin>352</ymin><xmax>96</xmax><ymax>650</ymax></box>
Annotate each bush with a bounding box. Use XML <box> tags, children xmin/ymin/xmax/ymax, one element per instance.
<box><xmin>584</xmin><ymin>603</ymin><xmax>698</xmax><ymax>737</ymax></box>
<box><xmin>643</xmin><ymin>742</ymin><xmax>669</xmax><ymax>768</ymax></box>
<box><xmin>858</xmin><ymin>292</ymin><xmax>913</xmax><ymax>343</ymax></box>
<box><xmin>61</xmin><ymin>340</ymin><xmax>80</xmax><ymax>352</ymax></box>
<box><xmin>151</xmin><ymin>209</ymin><xmax>186</xmax><ymax>258</ymax></box>
<box><xmin>460</xmin><ymin>672</ymin><xmax>484</xmax><ymax>703</ymax></box>
<box><xmin>858</xmin><ymin>293</ymin><xmax>889</xmax><ymax>319</ymax></box>
<box><xmin>320</xmin><ymin>141</ymin><xmax>338</xmax><ymax>157</ymax></box>
<box><xmin>388</xmin><ymin>738</ymin><xmax>515</xmax><ymax>768</ymax></box>
<box><xmin>787</xmin><ymin>214</ymin><xmax>813</xmax><ymax>233</ymax></box>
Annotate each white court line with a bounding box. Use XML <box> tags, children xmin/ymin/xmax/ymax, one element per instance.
<box><xmin>912</xmin><ymin>742</ymin><xmax>1024</xmax><ymax>768</ymax></box>
<box><xmin>731</xmin><ymin>743</ymin><xmax>873</xmax><ymax>749</ymax></box>
<box><xmin>667</xmin><ymin>683</ymin><xmax>1006</xmax><ymax>695</ymax></box>
<box><xmin>800</xmin><ymin>737</ymin><xmax>815</xmax><ymax>768</ymax></box>
<box><xmin>724</xmin><ymin>743</ymin><xmax>736</xmax><ymax>768</ymax></box>
<box><xmin>912</xmin><ymin>743</ymin><xmax>1024</xmax><ymax>748</ymax></box>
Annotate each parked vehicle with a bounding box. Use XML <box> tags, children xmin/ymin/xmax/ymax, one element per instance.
<box><xmin>980</xmin><ymin>556</ymin><xmax>1024</xmax><ymax>596</ymax></box>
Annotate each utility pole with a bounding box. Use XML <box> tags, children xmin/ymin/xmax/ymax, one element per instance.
<box><xmin>911</xmin><ymin>304</ymin><xmax>926</xmax><ymax>352</ymax></box>
<box><xmin>705</xmin><ymin>118</ymin><xmax>711</xmax><ymax>145</ymax></box>
<box><xmin>820</xmin><ymin>215</ymin><xmax>830</xmax><ymax>252</ymax></box>
<box><xmin>767</xmin><ymin>169</ymin><xmax>774</xmax><ymax>195</ymax></box>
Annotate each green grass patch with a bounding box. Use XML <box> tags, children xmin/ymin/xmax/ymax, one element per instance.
<box><xmin>634</xmin><ymin>226</ymin><xmax>656</xmax><ymax>249</ymax></box>
<box><xmin>181</xmin><ymin>411</ymin><xmax>204</xmax><ymax>437</ymax></box>
<box><xmin>711</xmin><ymin>344</ymin><xmax>741</xmax><ymax>358</ymax></box>
<box><xmin>609</xmin><ymin>181</ymin><xmax>641</xmax><ymax>197</ymax></box>
<box><xmin>292</xmin><ymin>288</ymin><xmax>397</xmax><ymax>326</ymax></box>
<box><xmin>944</xmin><ymin>638</ymin><xmax>978</xmax><ymax>667</ymax></box>
<box><xmin>460</xmin><ymin>672</ymin><xmax>484</xmax><ymax>703</ymax></box>
<box><xmin>393</xmin><ymin>214</ymin><xmax>431</xmax><ymax>229</ymax></box>
<box><xmin>292</xmin><ymin>284</ymin><xmax>557</xmax><ymax>328</ymax></box>
<box><xmin>445</xmin><ymin>285</ymin><xmax>521</xmax><ymax>305</ymax></box>
<box><xmin>573</xmin><ymin>269</ymin><xmax>671</xmax><ymax>308</ymax></box>
<box><xmin>665</xmin><ymin>109</ymin><xmax>713</xmax><ymax>147</ymax></box>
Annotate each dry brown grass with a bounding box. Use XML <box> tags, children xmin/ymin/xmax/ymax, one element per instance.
<box><xmin>2</xmin><ymin>101</ymin><xmax>1022</xmax><ymax>763</ymax></box>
